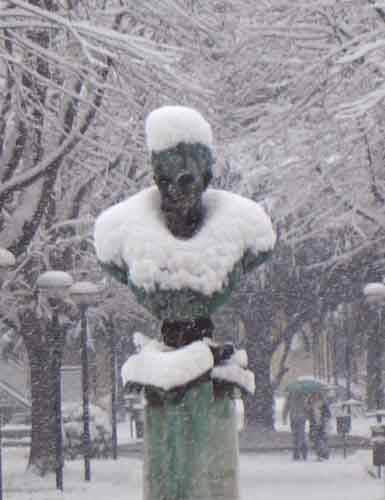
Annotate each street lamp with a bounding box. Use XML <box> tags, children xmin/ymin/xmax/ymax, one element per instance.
<box><xmin>364</xmin><ymin>282</ymin><xmax>385</xmax><ymax>480</ymax></box>
<box><xmin>363</xmin><ymin>282</ymin><xmax>385</xmax><ymax>412</ymax></box>
<box><xmin>338</xmin><ymin>303</ymin><xmax>352</xmax><ymax>403</ymax></box>
<box><xmin>0</xmin><ymin>249</ymin><xmax>15</xmax><ymax>270</ymax></box>
<box><xmin>36</xmin><ymin>270</ymin><xmax>74</xmax><ymax>491</ymax></box>
<box><xmin>0</xmin><ymin>248</ymin><xmax>15</xmax><ymax>500</ymax></box>
<box><xmin>108</xmin><ymin>320</ymin><xmax>118</xmax><ymax>460</ymax></box>
<box><xmin>69</xmin><ymin>281</ymin><xmax>102</xmax><ymax>482</ymax></box>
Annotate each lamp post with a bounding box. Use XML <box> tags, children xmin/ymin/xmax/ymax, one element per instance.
<box><xmin>0</xmin><ymin>248</ymin><xmax>15</xmax><ymax>500</ymax></box>
<box><xmin>363</xmin><ymin>282</ymin><xmax>385</xmax><ymax>413</ymax></box>
<box><xmin>364</xmin><ymin>282</ymin><xmax>385</xmax><ymax>481</ymax></box>
<box><xmin>340</xmin><ymin>303</ymin><xmax>352</xmax><ymax>403</ymax></box>
<box><xmin>109</xmin><ymin>321</ymin><xmax>118</xmax><ymax>459</ymax></box>
<box><xmin>36</xmin><ymin>270</ymin><xmax>74</xmax><ymax>491</ymax></box>
<box><xmin>69</xmin><ymin>281</ymin><xmax>102</xmax><ymax>482</ymax></box>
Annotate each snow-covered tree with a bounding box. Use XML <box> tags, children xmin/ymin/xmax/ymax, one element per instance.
<box><xmin>207</xmin><ymin>0</ymin><xmax>385</xmax><ymax>426</ymax></box>
<box><xmin>0</xmin><ymin>0</ymin><xmax>241</xmax><ymax>475</ymax></box>
<box><xmin>2</xmin><ymin>0</ymin><xmax>384</xmax><ymax>451</ymax></box>
<box><xmin>220</xmin><ymin>1</ymin><xmax>385</xmax><ymax>264</ymax></box>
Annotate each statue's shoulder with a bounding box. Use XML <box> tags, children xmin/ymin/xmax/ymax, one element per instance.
<box><xmin>202</xmin><ymin>189</ymin><xmax>275</xmax><ymax>273</ymax></box>
<box><xmin>94</xmin><ymin>187</ymin><xmax>160</xmax><ymax>251</ymax></box>
<box><xmin>96</xmin><ymin>187</ymin><xmax>159</xmax><ymax>223</ymax></box>
<box><xmin>94</xmin><ymin>187</ymin><xmax>162</xmax><ymax>285</ymax></box>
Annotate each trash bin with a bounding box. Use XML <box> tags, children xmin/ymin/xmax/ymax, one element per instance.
<box><xmin>336</xmin><ymin>415</ymin><xmax>351</xmax><ymax>435</ymax></box>
<box><xmin>371</xmin><ymin>425</ymin><xmax>385</xmax><ymax>467</ymax></box>
<box><xmin>133</xmin><ymin>403</ymin><xmax>144</xmax><ymax>439</ymax></box>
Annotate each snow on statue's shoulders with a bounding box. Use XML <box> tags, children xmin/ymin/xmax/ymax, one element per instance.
<box><xmin>121</xmin><ymin>340</ymin><xmax>214</xmax><ymax>391</ymax></box>
<box><xmin>94</xmin><ymin>187</ymin><xmax>276</xmax><ymax>295</ymax></box>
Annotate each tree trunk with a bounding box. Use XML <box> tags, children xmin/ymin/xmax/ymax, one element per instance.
<box><xmin>366</xmin><ymin>313</ymin><xmax>384</xmax><ymax>410</ymax></box>
<box><xmin>244</xmin><ymin>321</ymin><xmax>274</xmax><ymax>429</ymax></box>
<box><xmin>28</xmin><ymin>348</ymin><xmax>59</xmax><ymax>474</ymax></box>
<box><xmin>26</xmin><ymin>312</ymin><xmax>65</xmax><ymax>476</ymax></box>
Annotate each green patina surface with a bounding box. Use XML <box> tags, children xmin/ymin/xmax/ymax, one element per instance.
<box><xmin>208</xmin><ymin>389</ymin><xmax>239</xmax><ymax>500</ymax></box>
<box><xmin>100</xmin><ymin>249</ymin><xmax>271</xmax><ymax>320</ymax></box>
<box><xmin>143</xmin><ymin>381</ymin><xmax>239</xmax><ymax>500</ymax></box>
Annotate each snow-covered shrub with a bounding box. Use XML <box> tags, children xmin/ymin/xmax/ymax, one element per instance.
<box><xmin>62</xmin><ymin>403</ymin><xmax>112</xmax><ymax>460</ymax></box>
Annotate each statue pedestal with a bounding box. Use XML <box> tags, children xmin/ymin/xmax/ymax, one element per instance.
<box><xmin>143</xmin><ymin>381</ymin><xmax>239</xmax><ymax>500</ymax></box>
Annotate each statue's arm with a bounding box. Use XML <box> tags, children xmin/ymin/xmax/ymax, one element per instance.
<box><xmin>242</xmin><ymin>249</ymin><xmax>273</xmax><ymax>273</ymax></box>
<box><xmin>99</xmin><ymin>260</ymin><xmax>129</xmax><ymax>285</ymax></box>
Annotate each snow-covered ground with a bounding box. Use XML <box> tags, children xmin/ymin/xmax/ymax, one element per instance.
<box><xmin>3</xmin><ymin>398</ymin><xmax>382</xmax><ymax>500</ymax></box>
<box><xmin>240</xmin><ymin>451</ymin><xmax>383</xmax><ymax>500</ymax></box>
<box><xmin>3</xmin><ymin>447</ymin><xmax>383</xmax><ymax>500</ymax></box>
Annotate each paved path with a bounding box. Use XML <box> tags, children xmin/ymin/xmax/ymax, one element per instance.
<box><xmin>118</xmin><ymin>429</ymin><xmax>370</xmax><ymax>456</ymax></box>
<box><xmin>240</xmin><ymin>451</ymin><xmax>383</xmax><ymax>500</ymax></box>
<box><xmin>238</xmin><ymin>428</ymin><xmax>370</xmax><ymax>453</ymax></box>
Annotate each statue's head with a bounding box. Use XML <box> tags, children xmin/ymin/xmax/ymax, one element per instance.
<box><xmin>145</xmin><ymin>106</ymin><xmax>214</xmax><ymax>216</ymax></box>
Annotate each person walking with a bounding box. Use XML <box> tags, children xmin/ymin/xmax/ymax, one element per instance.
<box><xmin>282</xmin><ymin>391</ymin><xmax>309</xmax><ymax>461</ymax></box>
<box><xmin>307</xmin><ymin>392</ymin><xmax>332</xmax><ymax>461</ymax></box>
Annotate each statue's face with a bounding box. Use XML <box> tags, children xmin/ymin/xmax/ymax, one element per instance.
<box><xmin>152</xmin><ymin>143</ymin><xmax>213</xmax><ymax>213</ymax></box>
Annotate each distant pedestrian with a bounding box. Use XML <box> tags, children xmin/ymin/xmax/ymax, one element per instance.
<box><xmin>282</xmin><ymin>391</ymin><xmax>309</xmax><ymax>460</ymax></box>
<box><xmin>307</xmin><ymin>392</ymin><xmax>331</xmax><ymax>461</ymax></box>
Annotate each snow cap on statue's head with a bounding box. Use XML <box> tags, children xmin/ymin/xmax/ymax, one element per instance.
<box><xmin>145</xmin><ymin>105</ymin><xmax>213</xmax><ymax>153</ymax></box>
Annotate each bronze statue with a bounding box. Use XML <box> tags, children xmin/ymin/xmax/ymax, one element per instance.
<box><xmin>95</xmin><ymin>105</ymin><xmax>275</xmax><ymax>346</ymax></box>
<box><xmin>152</xmin><ymin>142</ymin><xmax>213</xmax><ymax>239</ymax></box>
<box><xmin>94</xmin><ymin>106</ymin><xmax>275</xmax><ymax>500</ymax></box>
